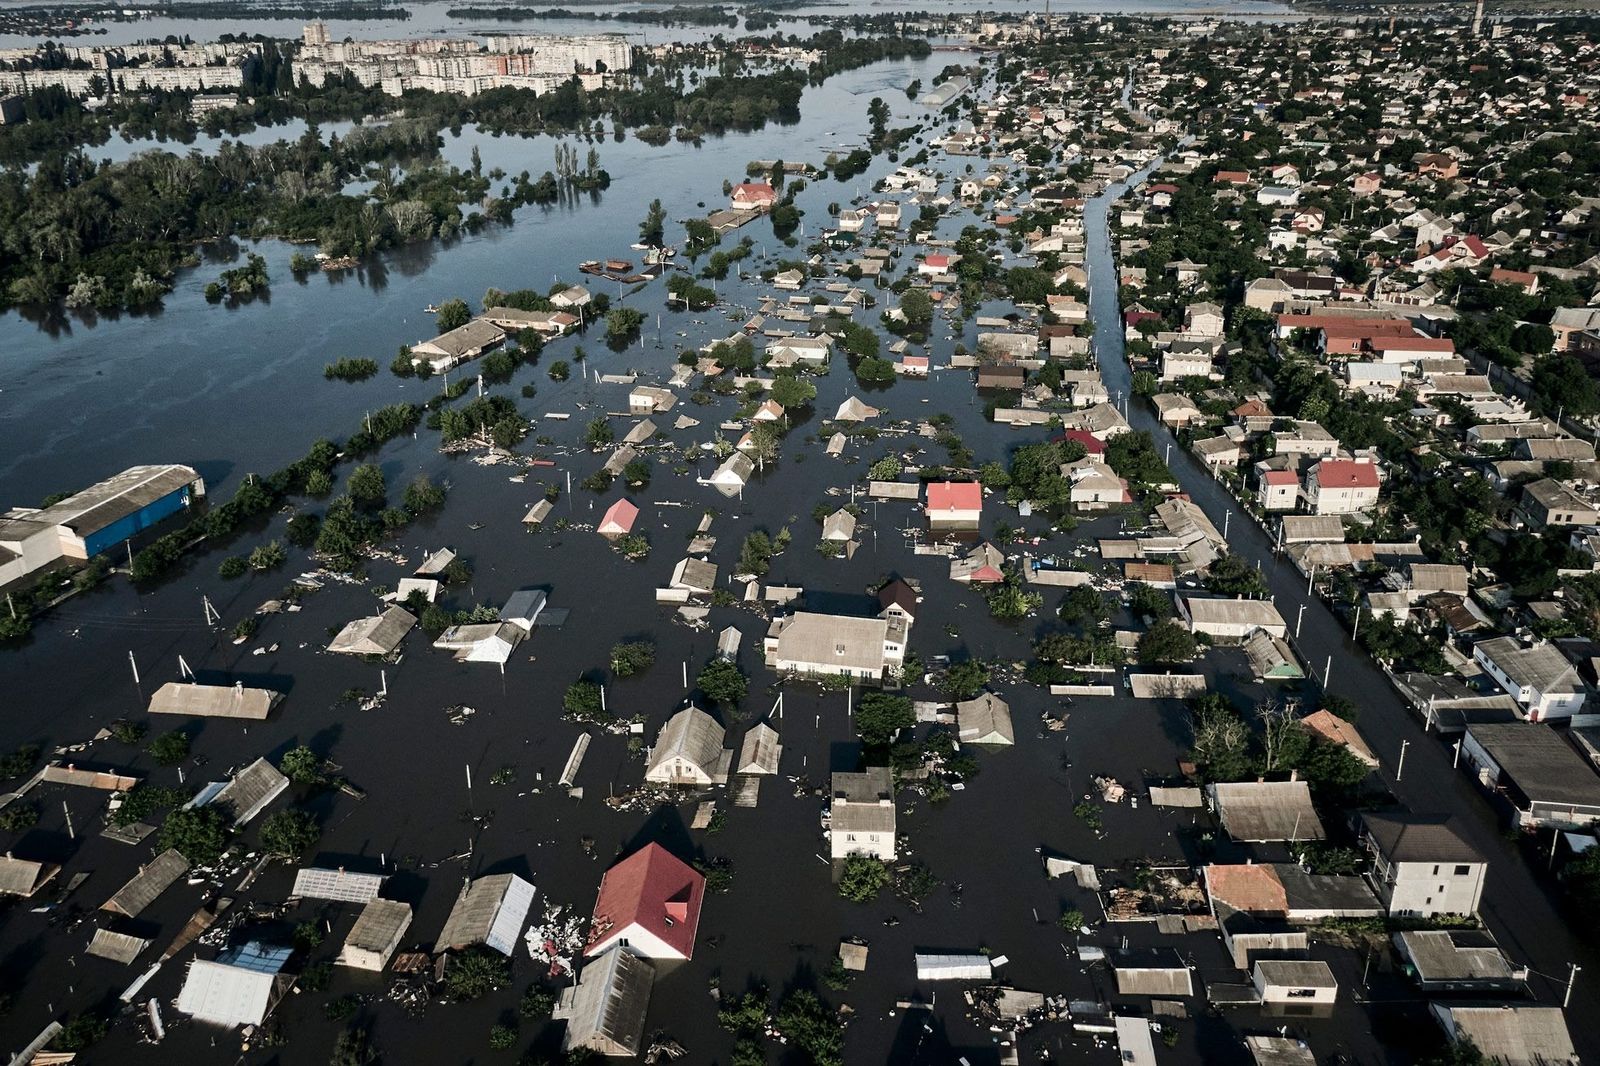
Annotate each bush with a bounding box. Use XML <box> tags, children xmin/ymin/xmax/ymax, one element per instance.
<box><xmin>280</xmin><ymin>745</ymin><xmax>325</xmax><ymax>785</ymax></box>
<box><xmin>519</xmin><ymin>983</ymin><xmax>556</xmax><ymax>1019</ymax></box>
<box><xmin>563</xmin><ymin>680</ymin><xmax>606</xmax><ymax>720</ymax></box>
<box><xmin>0</xmin><ymin>801</ymin><xmax>40</xmax><ymax>832</ymax></box>
<box><xmin>147</xmin><ymin>730</ymin><xmax>190</xmax><ymax>766</ymax></box>
<box><xmin>1137</xmin><ymin>619</ymin><xmax>1197</xmax><ymax>664</ymax></box>
<box><xmin>249</xmin><ymin>541</ymin><xmax>287</xmax><ymax>571</ymax></box>
<box><xmin>838</xmin><ymin>855</ymin><xmax>890</xmax><ymax>902</ymax></box>
<box><xmin>50</xmin><ymin>1014</ymin><xmax>108</xmax><ymax>1052</ymax></box>
<box><xmin>260</xmin><ymin>808</ymin><xmax>320</xmax><ymax>857</ymax></box>
<box><xmin>158</xmin><ymin>805</ymin><xmax>228</xmax><ymax>864</ymax></box>
<box><xmin>856</xmin><ymin>692</ymin><xmax>913</xmax><ymax>747</ymax></box>
<box><xmin>110</xmin><ymin>719</ymin><xmax>147</xmax><ymax>745</ymax></box>
<box><xmin>548</xmin><ymin>360</ymin><xmax>570</xmax><ymax>381</ymax></box>
<box><xmin>488</xmin><ymin>1024</ymin><xmax>517</xmax><ymax>1050</ymax></box>
<box><xmin>1057</xmin><ymin>908</ymin><xmax>1086</xmax><ymax>932</ymax></box>
<box><xmin>219</xmin><ymin>556</ymin><xmax>248</xmax><ymax>579</ymax></box>
<box><xmin>943</xmin><ymin>659</ymin><xmax>989</xmax><ymax>699</ymax></box>
<box><xmin>403</xmin><ymin>475</ymin><xmax>447</xmax><ymax>515</ymax></box>
<box><xmin>445</xmin><ymin>948</ymin><xmax>511</xmax><ymax>1000</ymax></box>
<box><xmin>0</xmin><ymin>744</ymin><xmax>40</xmax><ymax>779</ymax></box>
<box><xmin>610</xmin><ymin>641</ymin><xmax>656</xmax><ymax>677</ymax></box>
<box><xmin>697</xmin><ymin>658</ymin><xmax>747</xmax><ymax>706</ymax></box>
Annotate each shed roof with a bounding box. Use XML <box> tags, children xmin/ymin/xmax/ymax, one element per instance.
<box><xmin>344</xmin><ymin>899</ymin><xmax>413</xmax><ymax>957</ymax></box>
<box><xmin>0</xmin><ymin>854</ymin><xmax>57</xmax><ymax>897</ymax></box>
<box><xmin>1433</xmin><ymin>1005</ymin><xmax>1577</xmax><ymax>1066</ymax></box>
<box><xmin>207</xmin><ymin>757</ymin><xmax>288</xmax><ymax>826</ymax></box>
<box><xmin>1396</xmin><ymin>930</ymin><xmax>1517</xmax><ymax>983</ymax></box>
<box><xmin>1467</xmin><ymin>723</ymin><xmax>1600</xmax><ymax>807</ymax></box>
<box><xmin>148</xmin><ymin>682</ymin><xmax>281</xmax><ymax>720</ymax></box>
<box><xmin>559</xmin><ymin>945</ymin><xmax>654</xmax><ymax>1057</ymax></box>
<box><xmin>292</xmin><ymin>867</ymin><xmax>386</xmax><ymax>904</ymax></box>
<box><xmin>326</xmin><ymin>606</ymin><xmax>416</xmax><ymax>656</ymax></box>
<box><xmin>1208</xmin><ymin>781</ymin><xmax>1325</xmax><ymax>842</ymax></box>
<box><xmin>956</xmin><ymin>692</ymin><xmax>1015</xmax><ymax>745</ymax></box>
<box><xmin>436</xmin><ymin>873</ymin><xmax>535</xmax><ymax>953</ymax></box>
<box><xmin>102</xmin><ymin>848</ymin><xmax>190</xmax><ymax>917</ymax></box>
<box><xmin>737</xmin><ymin>723</ymin><xmax>782</xmax><ymax>774</ymax></box>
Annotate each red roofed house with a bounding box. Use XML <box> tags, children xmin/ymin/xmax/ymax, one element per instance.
<box><xmin>597</xmin><ymin>498</ymin><xmax>639</xmax><ymax>537</ymax></box>
<box><xmin>1351</xmin><ymin>172</ymin><xmax>1382</xmax><ymax>197</ymax></box>
<box><xmin>1489</xmin><ymin>267</ymin><xmax>1539</xmax><ymax>296</ymax></box>
<box><xmin>926</xmin><ymin>481</ymin><xmax>982</xmax><ymax>531</ymax></box>
<box><xmin>730</xmin><ymin>182</ymin><xmax>777</xmax><ymax>211</ymax></box>
<box><xmin>1056</xmin><ymin>428</ymin><xmax>1107</xmax><ymax>457</ymax></box>
<box><xmin>1257</xmin><ymin>469</ymin><xmax>1300</xmax><ymax>512</ymax></box>
<box><xmin>586</xmin><ymin>843</ymin><xmax>705</xmax><ymax>961</ymax></box>
<box><xmin>897</xmin><ymin>354</ymin><xmax>930</xmax><ymax>377</ymax></box>
<box><xmin>918</xmin><ymin>253</ymin><xmax>953</xmax><ymax>277</ymax></box>
<box><xmin>1213</xmin><ymin>170</ymin><xmax>1251</xmax><ymax>186</ymax></box>
<box><xmin>1304</xmin><ymin>460</ymin><xmax>1380</xmax><ymax>515</ymax></box>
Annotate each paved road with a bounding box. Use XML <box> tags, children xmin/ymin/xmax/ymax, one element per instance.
<box><xmin>1081</xmin><ymin>162</ymin><xmax>1600</xmax><ymax>1051</ymax></box>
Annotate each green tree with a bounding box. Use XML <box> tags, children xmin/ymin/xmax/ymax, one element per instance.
<box><xmin>606</xmin><ymin>306</ymin><xmax>644</xmax><ymax>339</ymax></box>
<box><xmin>856</xmin><ymin>692</ymin><xmax>914</xmax><ymax>747</ymax></box>
<box><xmin>639</xmin><ymin>198</ymin><xmax>667</xmax><ymax>247</ymax></box>
<box><xmin>279</xmin><ymin>746</ymin><xmax>325</xmax><ymax>786</ymax></box>
<box><xmin>697</xmin><ymin>658</ymin><xmax>747</xmax><ymax>706</ymax></box>
<box><xmin>1204</xmin><ymin>554</ymin><xmax>1269</xmax><ymax>597</ymax></box>
<box><xmin>897</xmin><ymin>287</ymin><xmax>933</xmax><ymax>331</ymax></box>
<box><xmin>402</xmin><ymin>474</ymin><xmax>447</xmax><ymax>515</ymax></box>
<box><xmin>158</xmin><ymin>805</ymin><xmax>228</xmax><ymax>864</ymax></box>
<box><xmin>770</xmin><ymin>376</ymin><xmax>816</xmax><ymax>410</ymax></box>
<box><xmin>260</xmin><ymin>807</ymin><xmax>320</xmax><ymax>857</ymax></box>
<box><xmin>943</xmin><ymin>659</ymin><xmax>989</xmax><ymax>699</ymax></box>
<box><xmin>434</xmin><ymin>298</ymin><xmax>470</xmax><ymax>333</ymax></box>
<box><xmin>585</xmin><ymin>417</ymin><xmax>615</xmax><ymax>447</ymax></box>
<box><xmin>330</xmin><ymin>1027</ymin><xmax>378</xmax><ymax>1066</ymax></box>
<box><xmin>610</xmin><ymin>641</ymin><xmax>656</xmax><ymax>677</ymax></box>
<box><xmin>147</xmin><ymin>730</ymin><xmax>190</xmax><ymax>766</ymax></box>
<box><xmin>1138</xmin><ymin>620</ymin><xmax>1197</xmax><ymax>664</ymax></box>
<box><xmin>445</xmin><ymin>947</ymin><xmax>511</xmax><ymax>1000</ymax></box>
<box><xmin>564</xmin><ymin>680</ymin><xmax>605</xmax><ymax>719</ymax></box>
<box><xmin>1127</xmin><ymin>582</ymin><xmax>1174</xmax><ymax>620</ymax></box>
<box><xmin>837</xmin><ymin>855</ymin><xmax>890</xmax><ymax>903</ymax></box>
<box><xmin>347</xmin><ymin>464</ymin><xmax>386</xmax><ymax>510</ymax></box>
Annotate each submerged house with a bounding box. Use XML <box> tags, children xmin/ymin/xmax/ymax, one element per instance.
<box><xmin>764</xmin><ymin>610</ymin><xmax>907</xmax><ymax>682</ymax></box>
<box><xmin>555</xmin><ymin>946</ymin><xmax>654</xmax><ymax>1058</ymax></box>
<box><xmin>148</xmin><ymin>681</ymin><xmax>283</xmax><ymax>721</ymax></box>
<box><xmin>643</xmin><ymin>706</ymin><xmax>731</xmax><ymax>787</ymax></box>
<box><xmin>176</xmin><ymin>941</ymin><xmax>295</xmax><ymax>1029</ymax></box>
<box><xmin>585</xmin><ymin>842</ymin><xmax>705</xmax><ymax>961</ymax></box>
<box><xmin>830</xmin><ymin>767</ymin><xmax>896</xmax><ymax>861</ymax></box>
<box><xmin>326</xmin><ymin>606</ymin><xmax>416</xmax><ymax>657</ymax></box>
<box><xmin>436</xmin><ymin>873</ymin><xmax>536</xmax><ymax>956</ymax></box>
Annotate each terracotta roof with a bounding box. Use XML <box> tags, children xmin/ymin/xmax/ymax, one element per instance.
<box><xmin>1205</xmin><ymin>863</ymin><xmax>1288</xmax><ymax>915</ymax></box>
<box><xmin>1313</xmin><ymin>460</ymin><xmax>1380</xmax><ymax>489</ymax></box>
<box><xmin>587</xmin><ymin>843</ymin><xmax>704</xmax><ymax>960</ymax></box>
<box><xmin>598</xmin><ymin>498</ymin><xmax>639</xmax><ymax>534</ymax></box>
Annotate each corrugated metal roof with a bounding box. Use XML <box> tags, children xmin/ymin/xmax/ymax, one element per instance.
<box><xmin>102</xmin><ymin>848</ymin><xmax>189</xmax><ymax>917</ymax></box>
<box><xmin>148</xmin><ymin>682</ymin><xmax>281</xmax><ymax>720</ymax></box>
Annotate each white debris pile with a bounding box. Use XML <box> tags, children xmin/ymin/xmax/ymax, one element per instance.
<box><xmin>524</xmin><ymin>901</ymin><xmax>589</xmax><ymax>979</ymax></box>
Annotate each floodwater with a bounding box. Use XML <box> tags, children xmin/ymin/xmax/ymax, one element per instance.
<box><xmin>0</xmin><ymin>52</ymin><xmax>1594</xmax><ymax>1066</ymax></box>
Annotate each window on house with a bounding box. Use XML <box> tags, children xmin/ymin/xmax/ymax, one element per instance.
<box><xmin>1454</xmin><ymin>865</ymin><xmax>1471</xmax><ymax>876</ymax></box>
<box><xmin>1286</xmin><ymin>988</ymin><xmax>1317</xmax><ymax>999</ymax></box>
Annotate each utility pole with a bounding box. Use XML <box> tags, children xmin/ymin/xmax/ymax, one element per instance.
<box><xmin>1296</xmin><ymin>604</ymin><xmax>1306</xmax><ymax>640</ymax></box>
<box><xmin>1566</xmin><ymin>963</ymin><xmax>1581</xmax><ymax>1009</ymax></box>
<box><xmin>129</xmin><ymin>651</ymin><xmax>140</xmax><ymax>686</ymax></box>
<box><xmin>1396</xmin><ymin>738</ymin><xmax>1410</xmax><ymax>782</ymax></box>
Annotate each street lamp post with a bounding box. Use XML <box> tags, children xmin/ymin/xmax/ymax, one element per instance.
<box><xmin>1397</xmin><ymin>738</ymin><xmax>1410</xmax><ymax>782</ymax></box>
<box><xmin>1296</xmin><ymin>603</ymin><xmax>1306</xmax><ymax>640</ymax></box>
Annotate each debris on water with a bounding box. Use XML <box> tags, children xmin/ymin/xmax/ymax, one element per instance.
<box><xmin>525</xmin><ymin>901</ymin><xmax>588</xmax><ymax>978</ymax></box>
<box><xmin>446</xmin><ymin>704</ymin><xmax>476</xmax><ymax>725</ymax></box>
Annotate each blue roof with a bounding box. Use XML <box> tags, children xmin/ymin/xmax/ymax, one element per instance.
<box><xmin>218</xmin><ymin>940</ymin><xmax>292</xmax><ymax>974</ymax></box>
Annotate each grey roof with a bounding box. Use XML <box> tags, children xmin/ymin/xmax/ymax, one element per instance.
<box><xmin>767</xmin><ymin>612</ymin><xmax>891</xmax><ymax>675</ymax></box>
<box><xmin>415</xmin><ymin>318</ymin><xmax>505</xmax><ymax>359</ymax></box>
<box><xmin>342</xmin><ymin>899</ymin><xmax>413</xmax><ymax>960</ymax></box>
<box><xmin>102</xmin><ymin>849</ymin><xmax>190</xmax><ymax>917</ymax></box>
<box><xmin>292</xmin><ymin>867</ymin><xmax>386</xmax><ymax>904</ymax></box>
<box><xmin>1433</xmin><ymin>1005</ymin><xmax>1577</xmax><ymax>1066</ymax></box>
<box><xmin>436</xmin><ymin>873</ymin><xmax>534</xmax><ymax>953</ymax></box>
<box><xmin>671</xmin><ymin>557</ymin><xmax>718</xmax><ymax>592</ymax></box>
<box><xmin>87</xmin><ymin>928</ymin><xmax>151</xmax><ymax>965</ymax></box>
<box><xmin>1182</xmin><ymin>596</ymin><xmax>1287</xmax><ymax>630</ymax></box>
<box><xmin>645</xmin><ymin>707</ymin><xmax>727</xmax><ymax>782</ymax></box>
<box><xmin>0</xmin><ymin>855</ymin><xmax>57</xmax><ymax>897</ymax></box>
<box><xmin>327</xmin><ymin>606</ymin><xmax>416</xmax><ymax>656</ymax></box>
<box><xmin>501</xmin><ymin>589</ymin><xmax>548</xmax><ymax>629</ymax></box>
<box><xmin>1396</xmin><ymin>930</ymin><xmax>1517</xmax><ymax>983</ymax></box>
<box><xmin>737</xmin><ymin>723</ymin><xmax>782</xmax><ymax>775</ymax></box>
<box><xmin>1254</xmin><ymin>959</ymin><xmax>1337</xmax><ymax>988</ymax></box>
<box><xmin>1279</xmin><ymin>515</ymin><xmax>1345</xmax><ymax>543</ymax></box>
<box><xmin>1467</xmin><ymin>723</ymin><xmax>1600</xmax><ymax>807</ymax></box>
<box><xmin>834</xmin><ymin>767</ymin><xmax>893</xmax><ymax>805</ymax></box>
<box><xmin>956</xmin><ymin>693</ymin><xmax>1015</xmax><ymax>745</ymax></box>
<box><xmin>558</xmin><ymin>945</ymin><xmax>654</xmax><ymax>1058</ymax></box>
<box><xmin>1274</xmin><ymin>865</ymin><xmax>1381</xmax><ymax>914</ymax></box>
<box><xmin>1112</xmin><ymin>948</ymin><xmax>1194</xmax><ymax>996</ymax></box>
<box><xmin>1362</xmin><ymin>812</ymin><xmax>1482</xmax><ymax>864</ymax></box>
<box><xmin>1246</xmin><ymin>1035</ymin><xmax>1316</xmax><ymax>1066</ymax></box>
<box><xmin>148</xmin><ymin>682</ymin><xmax>282</xmax><ymax>720</ymax></box>
<box><xmin>209</xmin><ymin>757</ymin><xmax>288</xmax><ymax>826</ymax></box>
<box><xmin>28</xmin><ymin>464</ymin><xmax>199</xmax><ymax>538</ymax></box>
<box><xmin>1474</xmin><ymin>636</ymin><xmax>1584</xmax><ymax>696</ymax></box>
<box><xmin>1208</xmin><ymin>781</ymin><xmax>1325</xmax><ymax>842</ymax></box>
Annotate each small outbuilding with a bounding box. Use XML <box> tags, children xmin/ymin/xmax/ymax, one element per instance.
<box><xmin>338</xmin><ymin>899</ymin><xmax>413</xmax><ymax>972</ymax></box>
<box><xmin>327</xmin><ymin>606</ymin><xmax>416</xmax><ymax>657</ymax></box>
<box><xmin>436</xmin><ymin>873</ymin><xmax>536</xmax><ymax>956</ymax></box>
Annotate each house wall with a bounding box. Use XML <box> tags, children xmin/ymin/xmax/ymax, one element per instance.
<box><xmin>1373</xmin><ymin>858</ymin><xmax>1486</xmax><ymax>917</ymax></box>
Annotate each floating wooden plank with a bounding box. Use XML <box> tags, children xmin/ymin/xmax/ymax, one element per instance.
<box><xmin>690</xmin><ymin>802</ymin><xmax>716</xmax><ymax>829</ymax></box>
<box><xmin>732</xmin><ymin>775</ymin><xmax>761</xmax><ymax>808</ymax></box>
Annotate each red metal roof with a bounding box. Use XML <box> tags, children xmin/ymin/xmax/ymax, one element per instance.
<box><xmin>926</xmin><ymin>481</ymin><xmax>982</xmax><ymax>513</ymax></box>
<box><xmin>1313</xmin><ymin>460</ymin><xmax>1380</xmax><ymax>489</ymax></box>
<box><xmin>598</xmin><ymin>498</ymin><xmax>639</xmax><ymax>534</ymax></box>
<box><xmin>586</xmin><ymin>843</ymin><xmax>704</xmax><ymax>960</ymax></box>
<box><xmin>1263</xmin><ymin>470</ymin><xmax>1299</xmax><ymax>485</ymax></box>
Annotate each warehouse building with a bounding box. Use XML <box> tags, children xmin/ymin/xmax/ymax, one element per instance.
<box><xmin>0</xmin><ymin>464</ymin><xmax>203</xmax><ymax>586</ymax></box>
